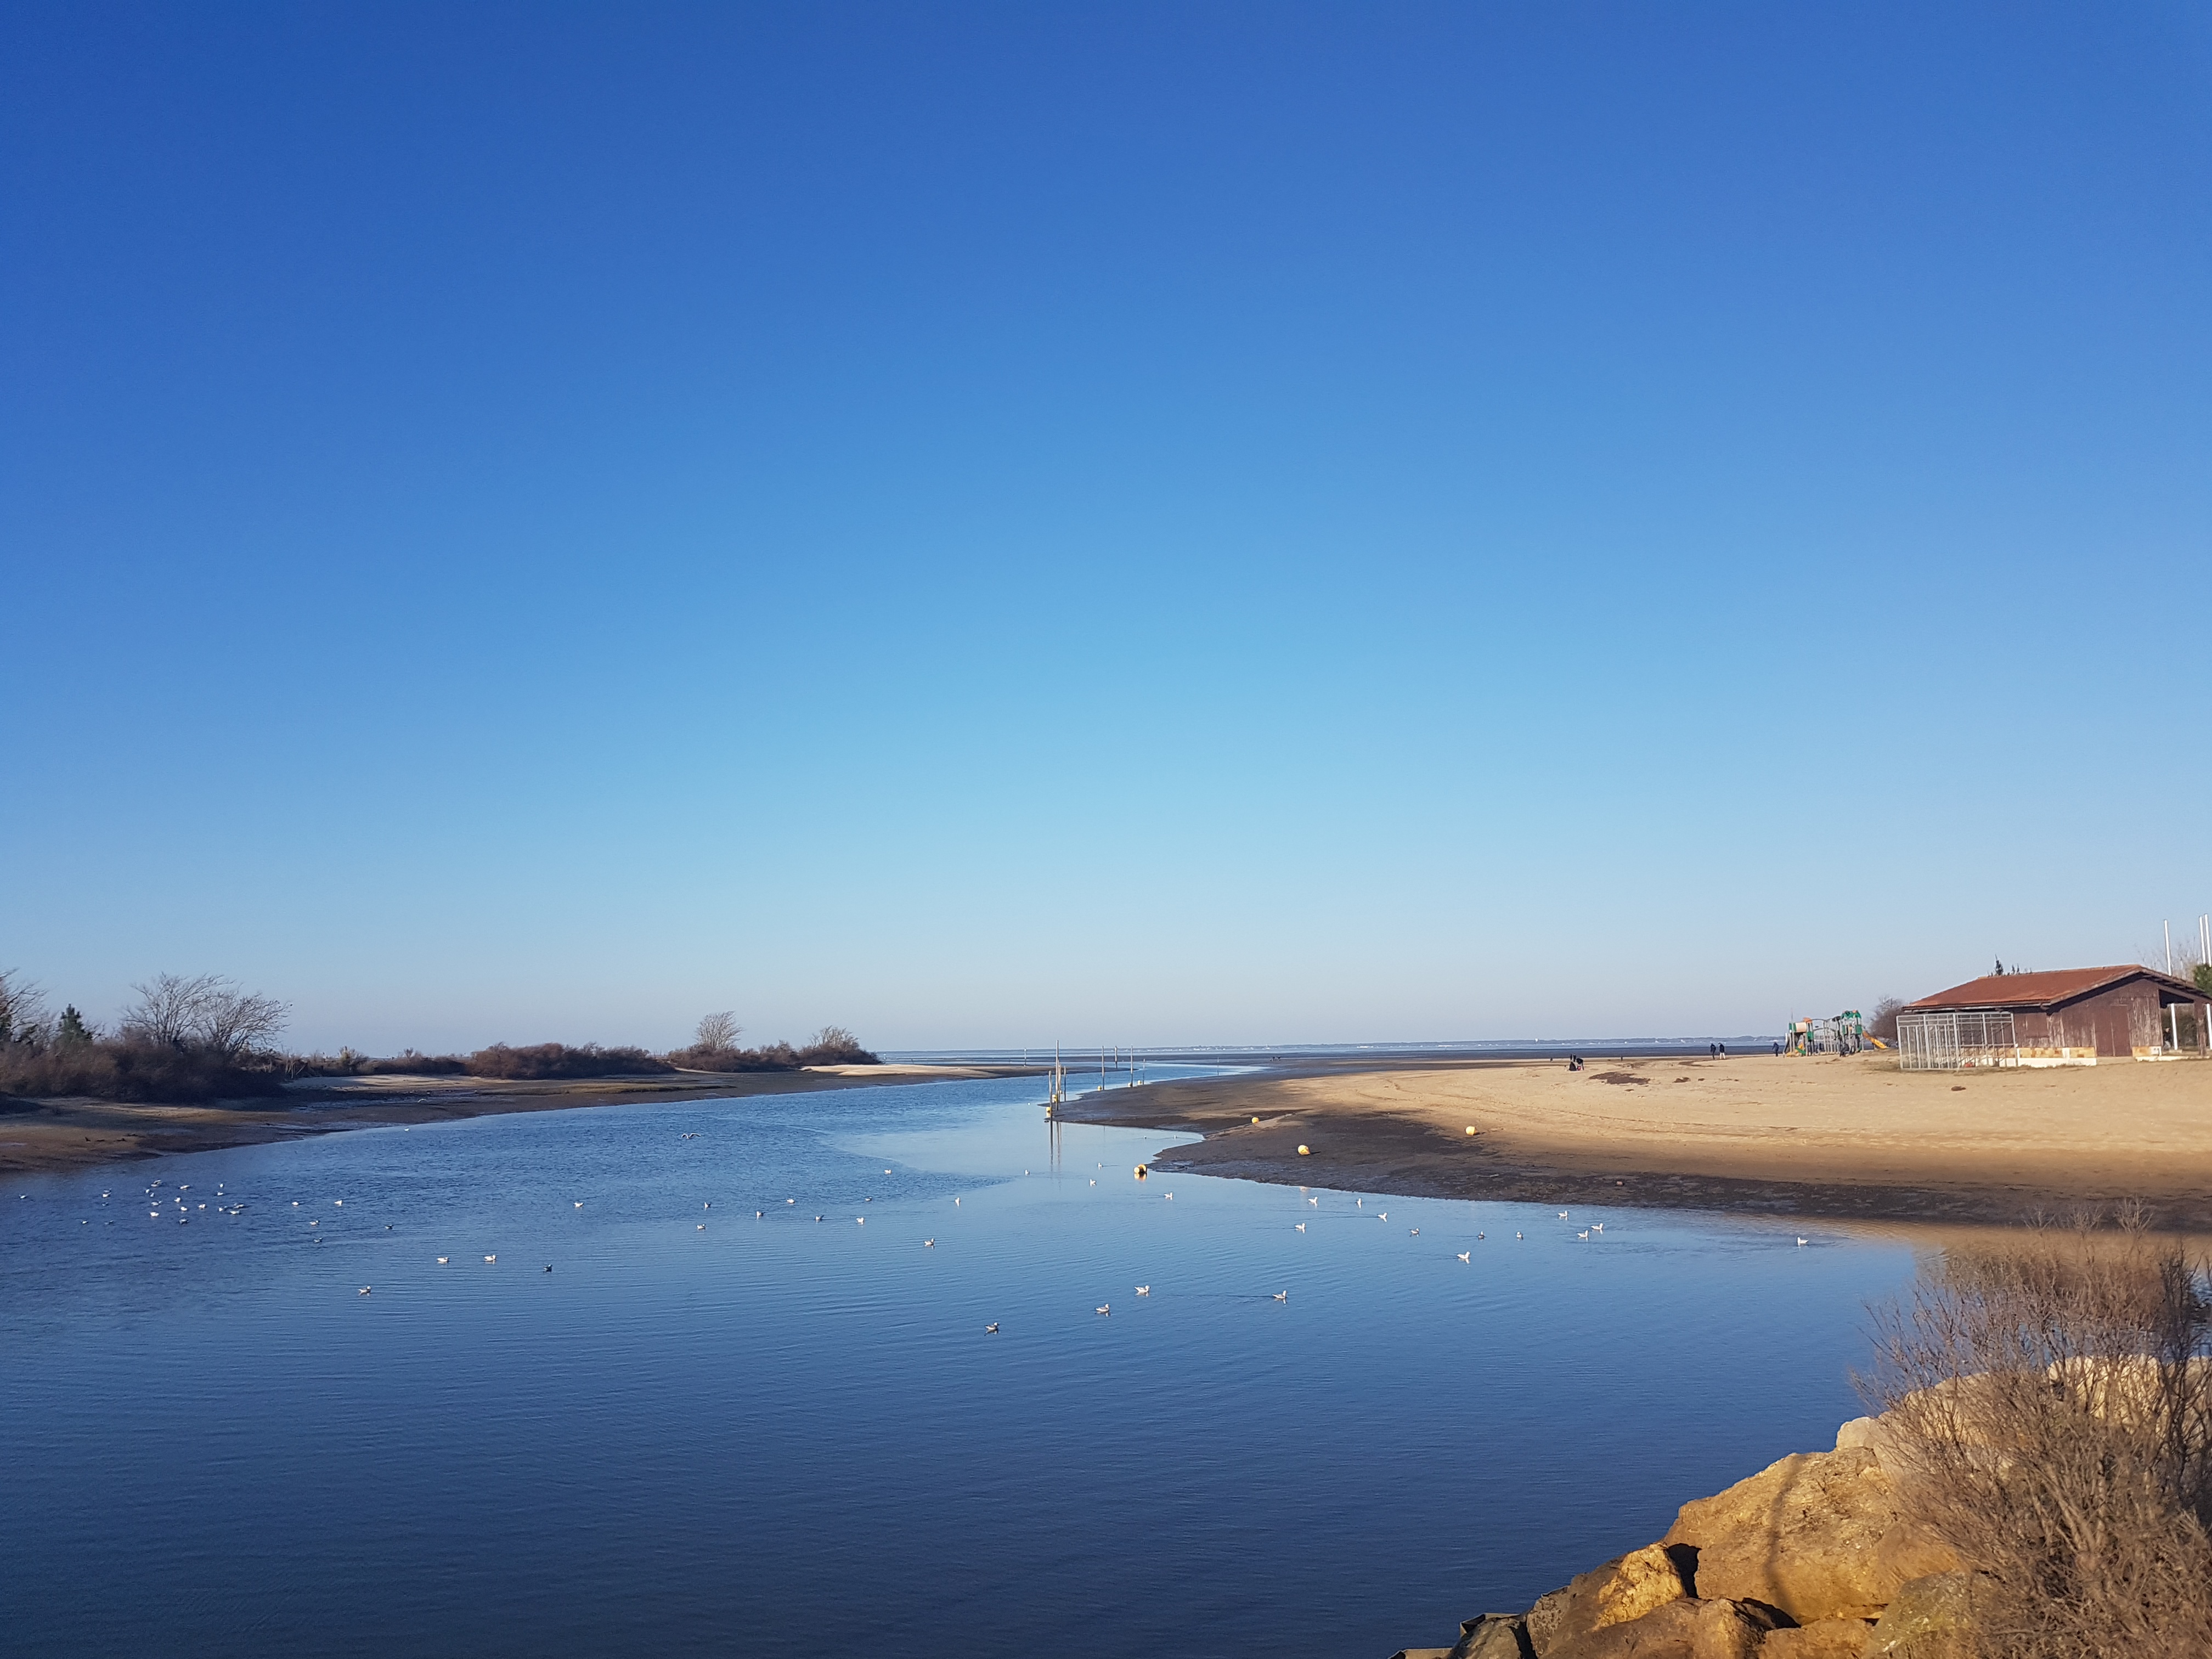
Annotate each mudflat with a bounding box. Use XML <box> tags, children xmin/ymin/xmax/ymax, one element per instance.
<box><xmin>1061</xmin><ymin>1053</ymin><xmax>2212</xmax><ymax>1230</ymax></box>
<box><xmin>0</xmin><ymin>1063</ymin><xmax>1020</xmax><ymax>1176</ymax></box>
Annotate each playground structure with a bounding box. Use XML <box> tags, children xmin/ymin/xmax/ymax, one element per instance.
<box><xmin>1785</xmin><ymin>1011</ymin><xmax>1867</xmax><ymax>1056</ymax></box>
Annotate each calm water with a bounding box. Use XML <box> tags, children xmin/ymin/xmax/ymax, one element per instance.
<box><xmin>2</xmin><ymin>1073</ymin><xmax>1915</xmax><ymax>1658</ymax></box>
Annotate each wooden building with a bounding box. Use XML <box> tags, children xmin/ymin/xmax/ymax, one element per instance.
<box><xmin>1897</xmin><ymin>965</ymin><xmax>2211</xmax><ymax>1070</ymax></box>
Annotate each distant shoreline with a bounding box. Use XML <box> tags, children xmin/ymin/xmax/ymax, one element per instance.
<box><xmin>0</xmin><ymin>1063</ymin><xmax>1036</xmax><ymax>1176</ymax></box>
<box><xmin>1056</xmin><ymin>1052</ymin><xmax>2212</xmax><ymax>1232</ymax></box>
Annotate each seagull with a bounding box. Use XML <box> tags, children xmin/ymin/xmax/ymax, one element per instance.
<box><xmin>1558</xmin><ymin>1211</ymin><xmax>1569</xmax><ymax>1220</ymax></box>
<box><xmin>856</xmin><ymin>1217</ymin><xmax>864</xmax><ymax>1224</ymax></box>
<box><xmin>484</xmin><ymin>1255</ymin><xmax>496</xmax><ymax>1262</ymax></box>
<box><xmin>1515</xmin><ymin>1232</ymin><xmax>1523</xmax><ymax>1239</ymax></box>
<box><xmin>697</xmin><ymin>1223</ymin><xmax>706</xmax><ymax>1231</ymax></box>
<box><xmin>1165</xmin><ymin>1193</ymin><xmax>1173</xmax><ymax>1200</ymax></box>
<box><xmin>1578</xmin><ymin>1230</ymin><xmax>1590</xmax><ymax>1240</ymax></box>
<box><xmin>1592</xmin><ymin>1223</ymin><xmax>1603</xmax><ymax>1233</ymax></box>
<box><xmin>543</xmin><ymin>1265</ymin><xmax>552</xmax><ymax>1272</ymax></box>
<box><xmin>1135</xmin><ymin>1285</ymin><xmax>1150</xmax><ymax>1295</ymax></box>
<box><xmin>1477</xmin><ymin>1232</ymin><xmax>1485</xmax><ymax>1240</ymax></box>
<box><xmin>1356</xmin><ymin>1198</ymin><xmax>1362</xmax><ymax>1207</ymax></box>
<box><xmin>574</xmin><ymin>1202</ymin><xmax>583</xmax><ymax>1209</ymax></box>
<box><xmin>437</xmin><ymin>1256</ymin><xmax>449</xmax><ymax>1264</ymax></box>
<box><xmin>1308</xmin><ymin>1197</ymin><xmax>1318</xmax><ymax>1206</ymax></box>
<box><xmin>334</xmin><ymin>1200</ymin><xmax>342</xmax><ymax>1206</ymax></box>
<box><xmin>815</xmin><ymin>1215</ymin><xmax>822</xmax><ymax>1221</ymax></box>
<box><xmin>984</xmin><ymin>1323</ymin><xmax>999</xmax><ymax>1333</ymax></box>
<box><xmin>1295</xmin><ymin>1222</ymin><xmax>1306</xmax><ymax>1232</ymax></box>
<box><xmin>1458</xmin><ymin>1252</ymin><xmax>1470</xmax><ymax>1262</ymax></box>
<box><xmin>359</xmin><ymin>1287</ymin><xmax>371</xmax><ymax>1295</ymax></box>
<box><xmin>1089</xmin><ymin>1180</ymin><xmax>1095</xmax><ymax>1186</ymax></box>
<box><xmin>787</xmin><ymin>1199</ymin><xmax>795</xmax><ymax>1205</ymax></box>
<box><xmin>954</xmin><ymin>1198</ymin><xmax>960</xmax><ymax>1206</ymax></box>
<box><xmin>1096</xmin><ymin>1304</ymin><xmax>1110</xmax><ymax>1316</ymax></box>
<box><xmin>884</xmin><ymin>1169</ymin><xmax>891</xmax><ymax>1175</ymax></box>
<box><xmin>1378</xmin><ymin>1212</ymin><xmax>1387</xmax><ymax>1221</ymax></box>
<box><xmin>1273</xmin><ymin>1291</ymin><xmax>1288</xmax><ymax>1301</ymax></box>
<box><xmin>703</xmin><ymin>1202</ymin><xmax>710</xmax><ymax>1210</ymax></box>
<box><xmin>1796</xmin><ymin>1237</ymin><xmax>1809</xmax><ymax>1246</ymax></box>
<box><xmin>756</xmin><ymin>1210</ymin><xmax>764</xmax><ymax>1217</ymax></box>
<box><xmin>1409</xmin><ymin>1228</ymin><xmax>1419</xmax><ymax>1235</ymax></box>
<box><xmin>924</xmin><ymin>1239</ymin><xmax>935</xmax><ymax>1247</ymax></box>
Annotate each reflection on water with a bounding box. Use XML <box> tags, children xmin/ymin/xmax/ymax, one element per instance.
<box><xmin>1</xmin><ymin>1073</ymin><xmax>1914</xmax><ymax>1658</ymax></box>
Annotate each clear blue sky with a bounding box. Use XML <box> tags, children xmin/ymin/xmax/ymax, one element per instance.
<box><xmin>4</xmin><ymin>4</ymin><xmax>2209</xmax><ymax>1053</ymax></box>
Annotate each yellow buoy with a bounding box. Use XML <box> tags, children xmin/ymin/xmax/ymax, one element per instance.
<box><xmin>1465</xmin><ymin>1126</ymin><xmax>1477</xmax><ymax>1135</ymax></box>
<box><xmin>1133</xmin><ymin>1164</ymin><xmax>1148</xmax><ymax>1180</ymax></box>
<box><xmin>1296</xmin><ymin>1144</ymin><xmax>1311</xmax><ymax>1156</ymax></box>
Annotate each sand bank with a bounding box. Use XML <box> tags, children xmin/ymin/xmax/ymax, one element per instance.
<box><xmin>1062</xmin><ymin>1053</ymin><xmax>2212</xmax><ymax>1230</ymax></box>
<box><xmin>0</xmin><ymin>1062</ymin><xmax>1022</xmax><ymax>1176</ymax></box>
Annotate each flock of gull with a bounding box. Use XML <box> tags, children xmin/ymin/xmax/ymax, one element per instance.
<box><xmin>22</xmin><ymin>1116</ymin><xmax>1821</xmax><ymax>1322</ymax></box>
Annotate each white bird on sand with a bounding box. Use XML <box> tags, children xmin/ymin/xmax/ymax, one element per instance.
<box><xmin>985</xmin><ymin>1322</ymin><xmax>999</xmax><ymax>1333</ymax></box>
<box><xmin>1295</xmin><ymin>1223</ymin><xmax>1306</xmax><ymax>1232</ymax></box>
<box><xmin>1136</xmin><ymin>1285</ymin><xmax>1150</xmax><ymax>1295</ymax></box>
<box><xmin>1273</xmin><ymin>1291</ymin><xmax>1288</xmax><ymax>1301</ymax></box>
<box><xmin>1096</xmin><ymin>1304</ymin><xmax>1110</xmax><ymax>1316</ymax></box>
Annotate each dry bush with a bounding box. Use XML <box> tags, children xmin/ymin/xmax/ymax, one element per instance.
<box><xmin>121</xmin><ymin>972</ymin><xmax>289</xmax><ymax>1056</ymax></box>
<box><xmin>464</xmin><ymin>1042</ymin><xmax>673</xmax><ymax>1080</ymax></box>
<box><xmin>794</xmin><ymin>1026</ymin><xmax>878</xmax><ymax>1065</ymax></box>
<box><xmin>1870</xmin><ymin>996</ymin><xmax>1905</xmax><ymax>1042</ymax></box>
<box><xmin>0</xmin><ymin>1037</ymin><xmax>285</xmax><ymax>1103</ymax></box>
<box><xmin>1861</xmin><ymin>1210</ymin><xmax>2212</xmax><ymax>1657</ymax></box>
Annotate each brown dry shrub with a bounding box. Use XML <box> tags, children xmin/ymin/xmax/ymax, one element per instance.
<box><xmin>1861</xmin><ymin>1209</ymin><xmax>2212</xmax><ymax>1657</ymax></box>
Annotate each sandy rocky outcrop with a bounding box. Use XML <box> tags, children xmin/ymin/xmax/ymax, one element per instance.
<box><xmin>1390</xmin><ymin>1414</ymin><xmax>1983</xmax><ymax>1659</ymax></box>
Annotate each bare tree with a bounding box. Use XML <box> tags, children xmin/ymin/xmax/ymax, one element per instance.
<box><xmin>1861</xmin><ymin>1210</ymin><xmax>2212</xmax><ymax>1657</ymax></box>
<box><xmin>694</xmin><ymin>1011</ymin><xmax>742</xmax><ymax>1053</ymax></box>
<box><xmin>123</xmin><ymin>972</ymin><xmax>216</xmax><ymax>1048</ymax></box>
<box><xmin>194</xmin><ymin>983</ymin><xmax>289</xmax><ymax>1058</ymax></box>
<box><xmin>122</xmin><ymin>973</ymin><xmax>287</xmax><ymax>1057</ymax></box>
<box><xmin>1869</xmin><ymin>996</ymin><xmax>1905</xmax><ymax>1042</ymax></box>
<box><xmin>0</xmin><ymin>968</ymin><xmax>49</xmax><ymax>1046</ymax></box>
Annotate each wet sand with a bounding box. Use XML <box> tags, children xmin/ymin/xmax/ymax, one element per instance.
<box><xmin>0</xmin><ymin>1064</ymin><xmax>1025</xmax><ymax>1176</ymax></box>
<box><xmin>1060</xmin><ymin>1052</ymin><xmax>2212</xmax><ymax>1231</ymax></box>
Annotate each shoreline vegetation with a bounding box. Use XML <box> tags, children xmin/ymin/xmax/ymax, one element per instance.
<box><xmin>0</xmin><ymin>973</ymin><xmax>998</xmax><ymax>1173</ymax></box>
<box><xmin>1391</xmin><ymin>1218</ymin><xmax>2212</xmax><ymax>1659</ymax></box>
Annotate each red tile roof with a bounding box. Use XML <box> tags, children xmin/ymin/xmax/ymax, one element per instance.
<box><xmin>1906</xmin><ymin>965</ymin><xmax>2199</xmax><ymax>1012</ymax></box>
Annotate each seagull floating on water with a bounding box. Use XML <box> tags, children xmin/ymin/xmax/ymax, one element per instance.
<box><xmin>1273</xmin><ymin>1291</ymin><xmax>1288</xmax><ymax>1301</ymax></box>
<box><xmin>359</xmin><ymin>1287</ymin><xmax>371</xmax><ymax>1295</ymax></box>
<box><xmin>1796</xmin><ymin>1237</ymin><xmax>1809</xmax><ymax>1246</ymax></box>
<box><xmin>1578</xmin><ymin>1230</ymin><xmax>1590</xmax><ymax>1240</ymax></box>
<box><xmin>1096</xmin><ymin>1304</ymin><xmax>1110</xmax><ymax>1316</ymax></box>
<box><xmin>1295</xmin><ymin>1223</ymin><xmax>1306</xmax><ymax>1232</ymax></box>
<box><xmin>484</xmin><ymin>1255</ymin><xmax>496</xmax><ymax>1262</ymax></box>
<box><xmin>924</xmin><ymin>1238</ymin><xmax>935</xmax><ymax>1247</ymax></box>
<box><xmin>1136</xmin><ymin>1285</ymin><xmax>1150</xmax><ymax>1295</ymax></box>
<box><xmin>984</xmin><ymin>1323</ymin><xmax>998</xmax><ymax>1333</ymax></box>
<box><xmin>1409</xmin><ymin>1228</ymin><xmax>1419</xmax><ymax>1235</ymax></box>
<box><xmin>1457</xmin><ymin>1252</ymin><xmax>1471</xmax><ymax>1262</ymax></box>
<box><xmin>437</xmin><ymin>1256</ymin><xmax>449</xmax><ymax>1264</ymax></box>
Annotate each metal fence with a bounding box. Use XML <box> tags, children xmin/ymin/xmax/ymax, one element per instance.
<box><xmin>1895</xmin><ymin>1008</ymin><xmax>2017</xmax><ymax>1071</ymax></box>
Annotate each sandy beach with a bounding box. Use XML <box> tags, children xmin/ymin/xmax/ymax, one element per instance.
<box><xmin>0</xmin><ymin>1063</ymin><xmax>1022</xmax><ymax>1176</ymax></box>
<box><xmin>1062</xmin><ymin>1052</ymin><xmax>2212</xmax><ymax>1231</ymax></box>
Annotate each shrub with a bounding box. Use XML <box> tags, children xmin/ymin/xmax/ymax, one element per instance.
<box><xmin>464</xmin><ymin>1042</ymin><xmax>673</xmax><ymax>1080</ymax></box>
<box><xmin>359</xmin><ymin>1050</ymin><xmax>469</xmax><ymax>1075</ymax></box>
<box><xmin>1862</xmin><ymin>1209</ymin><xmax>2212</xmax><ymax>1657</ymax></box>
<box><xmin>0</xmin><ymin>1037</ymin><xmax>285</xmax><ymax>1104</ymax></box>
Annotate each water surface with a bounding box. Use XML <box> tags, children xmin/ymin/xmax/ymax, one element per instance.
<box><xmin>2</xmin><ymin>1073</ymin><xmax>1914</xmax><ymax>1657</ymax></box>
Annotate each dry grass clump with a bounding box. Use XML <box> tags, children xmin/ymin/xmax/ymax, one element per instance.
<box><xmin>1863</xmin><ymin>1209</ymin><xmax>2212</xmax><ymax>1657</ymax></box>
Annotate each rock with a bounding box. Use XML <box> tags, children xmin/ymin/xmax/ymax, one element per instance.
<box><xmin>1449</xmin><ymin>1614</ymin><xmax>1533</xmax><ymax>1659</ymax></box>
<box><xmin>1758</xmin><ymin>1618</ymin><xmax>1875</xmax><ymax>1658</ymax></box>
<box><xmin>1664</xmin><ymin>1448</ymin><xmax>1910</xmax><ymax>1623</ymax></box>
<box><xmin>1526</xmin><ymin>1543</ymin><xmax>1694</xmax><ymax>1654</ymax></box>
<box><xmin>1389</xmin><ymin>1649</ymin><xmax>1455</xmax><ymax>1659</ymax></box>
<box><xmin>1546</xmin><ymin>1598</ymin><xmax>1784</xmax><ymax>1659</ymax></box>
<box><xmin>1861</xmin><ymin>1572</ymin><xmax>1984</xmax><ymax>1659</ymax></box>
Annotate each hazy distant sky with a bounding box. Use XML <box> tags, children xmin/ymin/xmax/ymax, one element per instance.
<box><xmin>4</xmin><ymin>4</ymin><xmax>2209</xmax><ymax>1053</ymax></box>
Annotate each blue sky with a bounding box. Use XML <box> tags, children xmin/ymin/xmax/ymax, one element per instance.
<box><xmin>5</xmin><ymin>3</ymin><xmax>2209</xmax><ymax>1053</ymax></box>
